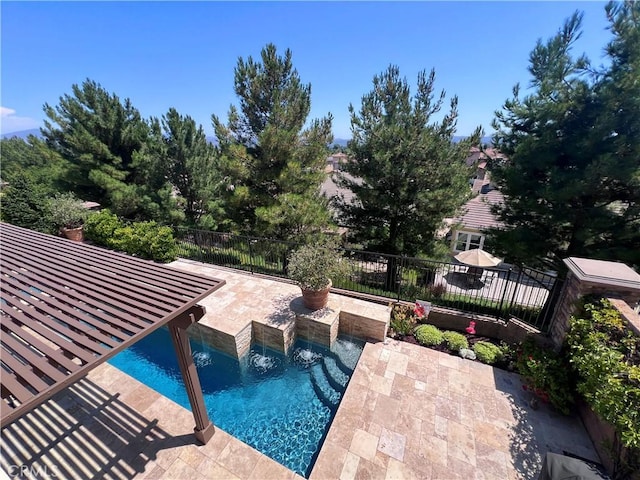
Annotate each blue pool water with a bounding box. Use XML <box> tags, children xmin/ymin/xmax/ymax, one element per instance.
<box><xmin>108</xmin><ymin>328</ymin><xmax>364</xmax><ymax>477</ymax></box>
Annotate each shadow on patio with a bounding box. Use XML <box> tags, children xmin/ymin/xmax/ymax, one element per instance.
<box><xmin>491</xmin><ymin>369</ymin><xmax>601</xmax><ymax>480</ymax></box>
<box><xmin>0</xmin><ymin>379</ymin><xmax>194</xmax><ymax>479</ymax></box>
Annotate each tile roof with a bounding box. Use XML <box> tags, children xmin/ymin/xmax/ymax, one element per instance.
<box><xmin>456</xmin><ymin>189</ymin><xmax>504</xmax><ymax>231</ymax></box>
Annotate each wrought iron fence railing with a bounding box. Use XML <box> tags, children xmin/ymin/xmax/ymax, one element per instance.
<box><xmin>173</xmin><ymin>227</ymin><xmax>563</xmax><ymax>332</ymax></box>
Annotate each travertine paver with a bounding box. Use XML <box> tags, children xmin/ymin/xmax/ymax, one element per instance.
<box><xmin>1</xmin><ymin>262</ymin><xmax>600</xmax><ymax>480</ymax></box>
<box><xmin>311</xmin><ymin>339</ymin><xmax>600</xmax><ymax>480</ymax></box>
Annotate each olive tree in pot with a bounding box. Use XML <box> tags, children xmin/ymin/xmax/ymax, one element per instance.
<box><xmin>287</xmin><ymin>242</ymin><xmax>350</xmax><ymax>310</ymax></box>
<box><xmin>49</xmin><ymin>193</ymin><xmax>90</xmax><ymax>242</ymax></box>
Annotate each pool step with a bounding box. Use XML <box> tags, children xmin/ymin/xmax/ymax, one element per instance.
<box><xmin>331</xmin><ymin>337</ymin><xmax>363</xmax><ymax>373</ymax></box>
<box><xmin>321</xmin><ymin>357</ymin><xmax>349</xmax><ymax>392</ymax></box>
<box><xmin>310</xmin><ymin>364</ymin><xmax>341</xmax><ymax>411</ymax></box>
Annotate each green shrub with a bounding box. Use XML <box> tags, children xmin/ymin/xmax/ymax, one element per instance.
<box><xmin>414</xmin><ymin>324</ymin><xmax>444</xmax><ymax>346</ymax></box>
<box><xmin>516</xmin><ymin>338</ymin><xmax>574</xmax><ymax>415</ymax></box>
<box><xmin>84</xmin><ymin>211</ymin><xmax>177</xmax><ymax>263</ymax></box>
<box><xmin>473</xmin><ymin>341</ymin><xmax>503</xmax><ymax>365</ymax></box>
<box><xmin>443</xmin><ymin>331</ymin><xmax>469</xmax><ymax>352</ymax></box>
<box><xmin>566</xmin><ymin>298</ymin><xmax>640</xmax><ymax>460</ymax></box>
<box><xmin>0</xmin><ymin>176</ymin><xmax>53</xmax><ymax>233</ymax></box>
<box><xmin>137</xmin><ymin>223</ymin><xmax>177</xmax><ymax>263</ymax></box>
<box><xmin>85</xmin><ymin>210</ymin><xmax>122</xmax><ymax>246</ymax></box>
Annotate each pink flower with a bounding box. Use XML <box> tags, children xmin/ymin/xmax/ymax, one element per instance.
<box><xmin>465</xmin><ymin>321</ymin><xmax>476</xmax><ymax>335</ymax></box>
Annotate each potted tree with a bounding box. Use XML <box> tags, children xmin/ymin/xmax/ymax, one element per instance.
<box><xmin>287</xmin><ymin>242</ymin><xmax>350</xmax><ymax>310</ymax></box>
<box><xmin>49</xmin><ymin>193</ymin><xmax>90</xmax><ymax>242</ymax></box>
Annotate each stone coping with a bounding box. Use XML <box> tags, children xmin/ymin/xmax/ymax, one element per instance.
<box><xmin>564</xmin><ymin>257</ymin><xmax>640</xmax><ymax>290</ymax></box>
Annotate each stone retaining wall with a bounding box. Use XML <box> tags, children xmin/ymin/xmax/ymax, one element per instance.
<box><xmin>405</xmin><ymin>305</ymin><xmax>544</xmax><ymax>345</ymax></box>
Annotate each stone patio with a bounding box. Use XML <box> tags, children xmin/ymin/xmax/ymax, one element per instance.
<box><xmin>0</xmin><ymin>263</ymin><xmax>600</xmax><ymax>479</ymax></box>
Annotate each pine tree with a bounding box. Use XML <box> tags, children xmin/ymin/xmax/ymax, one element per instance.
<box><xmin>489</xmin><ymin>2</ymin><xmax>640</xmax><ymax>268</ymax></box>
<box><xmin>337</xmin><ymin>65</ymin><xmax>481</xmax><ymax>258</ymax></box>
<box><xmin>42</xmin><ymin>79</ymin><xmax>178</xmax><ymax>221</ymax></box>
<box><xmin>212</xmin><ymin>44</ymin><xmax>334</xmax><ymax>242</ymax></box>
<box><xmin>0</xmin><ymin>175</ymin><xmax>53</xmax><ymax>233</ymax></box>
<box><xmin>0</xmin><ymin>136</ymin><xmax>71</xmax><ymax>193</ymax></box>
<box><xmin>148</xmin><ymin>108</ymin><xmax>223</xmax><ymax>228</ymax></box>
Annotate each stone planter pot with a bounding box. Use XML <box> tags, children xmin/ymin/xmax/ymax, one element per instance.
<box><xmin>61</xmin><ymin>226</ymin><xmax>84</xmax><ymax>242</ymax></box>
<box><xmin>301</xmin><ymin>280</ymin><xmax>332</xmax><ymax>310</ymax></box>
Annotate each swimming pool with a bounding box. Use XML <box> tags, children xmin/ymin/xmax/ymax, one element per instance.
<box><xmin>108</xmin><ymin>327</ymin><xmax>364</xmax><ymax>477</ymax></box>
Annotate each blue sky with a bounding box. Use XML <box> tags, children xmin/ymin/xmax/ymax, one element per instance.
<box><xmin>1</xmin><ymin>1</ymin><xmax>612</xmax><ymax>139</ymax></box>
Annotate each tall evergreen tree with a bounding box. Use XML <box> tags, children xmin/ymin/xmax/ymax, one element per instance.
<box><xmin>212</xmin><ymin>44</ymin><xmax>334</xmax><ymax>241</ymax></box>
<box><xmin>148</xmin><ymin>108</ymin><xmax>223</xmax><ymax>228</ymax></box>
<box><xmin>41</xmin><ymin>79</ymin><xmax>178</xmax><ymax>221</ymax></box>
<box><xmin>0</xmin><ymin>175</ymin><xmax>53</xmax><ymax>233</ymax></box>
<box><xmin>0</xmin><ymin>136</ymin><xmax>71</xmax><ymax>193</ymax></box>
<box><xmin>336</xmin><ymin>65</ymin><xmax>481</xmax><ymax>258</ymax></box>
<box><xmin>489</xmin><ymin>2</ymin><xmax>640</xmax><ymax>268</ymax></box>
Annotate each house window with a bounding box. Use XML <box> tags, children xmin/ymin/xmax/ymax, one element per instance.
<box><xmin>454</xmin><ymin>231</ymin><xmax>484</xmax><ymax>252</ymax></box>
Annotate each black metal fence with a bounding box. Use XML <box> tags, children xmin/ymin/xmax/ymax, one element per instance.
<box><xmin>173</xmin><ymin>227</ymin><xmax>563</xmax><ymax>332</ymax></box>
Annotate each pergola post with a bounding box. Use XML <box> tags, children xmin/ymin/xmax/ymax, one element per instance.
<box><xmin>168</xmin><ymin>306</ymin><xmax>215</xmax><ymax>444</ymax></box>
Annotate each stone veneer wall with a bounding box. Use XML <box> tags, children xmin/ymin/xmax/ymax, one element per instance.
<box><xmin>338</xmin><ymin>311</ymin><xmax>388</xmax><ymax>343</ymax></box>
<box><xmin>252</xmin><ymin>321</ymin><xmax>297</xmax><ymax>355</ymax></box>
<box><xmin>549</xmin><ymin>257</ymin><xmax>640</xmax><ymax>349</ymax></box>
<box><xmin>296</xmin><ymin>310</ymin><xmax>340</xmax><ymax>347</ymax></box>
<box><xmin>192</xmin><ymin>296</ymin><xmax>391</xmax><ymax>357</ymax></box>
<box><xmin>189</xmin><ymin>322</ymin><xmax>252</xmax><ymax>359</ymax></box>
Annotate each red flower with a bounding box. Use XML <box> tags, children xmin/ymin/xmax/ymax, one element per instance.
<box><xmin>414</xmin><ymin>302</ymin><xmax>425</xmax><ymax>318</ymax></box>
<box><xmin>465</xmin><ymin>320</ymin><xmax>476</xmax><ymax>335</ymax></box>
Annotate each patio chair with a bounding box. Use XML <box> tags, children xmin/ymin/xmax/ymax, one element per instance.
<box><xmin>465</xmin><ymin>266</ymin><xmax>484</xmax><ymax>286</ymax></box>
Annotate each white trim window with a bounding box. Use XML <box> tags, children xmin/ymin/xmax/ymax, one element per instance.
<box><xmin>454</xmin><ymin>231</ymin><xmax>485</xmax><ymax>252</ymax></box>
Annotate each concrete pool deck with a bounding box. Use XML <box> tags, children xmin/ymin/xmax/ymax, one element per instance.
<box><xmin>0</xmin><ymin>264</ymin><xmax>599</xmax><ymax>479</ymax></box>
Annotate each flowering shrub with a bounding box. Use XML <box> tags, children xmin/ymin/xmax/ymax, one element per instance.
<box><xmin>390</xmin><ymin>303</ymin><xmax>417</xmax><ymax>337</ymax></box>
<box><xmin>515</xmin><ymin>338</ymin><xmax>573</xmax><ymax>415</ymax></box>
<box><xmin>566</xmin><ymin>298</ymin><xmax>640</xmax><ymax>468</ymax></box>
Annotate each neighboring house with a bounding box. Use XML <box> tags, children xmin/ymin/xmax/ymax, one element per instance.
<box><xmin>326</xmin><ymin>152</ymin><xmax>349</xmax><ymax>172</ymax></box>
<box><xmin>449</xmin><ymin>186</ymin><xmax>504</xmax><ymax>253</ymax></box>
<box><xmin>466</xmin><ymin>147</ymin><xmax>504</xmax><ymax>193</ymax></box>
<box><xmin>447</xmin><ymin>147</ymin><xmax>506</xmax><ymax>253</ymax></box>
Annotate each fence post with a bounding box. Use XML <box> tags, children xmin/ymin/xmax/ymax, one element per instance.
<box><xmin>249</xmin><ymin>238</ymin><xmax>254</xmax><ymax>274</ymax></box>
<box><xmin>498</xmin><ymin>267</ymin><xmax>513</xmax><ymax>319</ymax></box>
<box><xmin>396</xmin><ymin>256</ymin><xmax>404</xmax><ymax>302</ymax></box>
<box><xmin>506</xmin><ymin>267</ymin><xmax>524</xmax><ymax>320</ymax></box>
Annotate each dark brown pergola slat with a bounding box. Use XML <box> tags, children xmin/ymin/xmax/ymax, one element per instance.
<box><xmin>0</xmin><ymin>222</ymin><xmax>225</xmax><ymax>428</ymax></box>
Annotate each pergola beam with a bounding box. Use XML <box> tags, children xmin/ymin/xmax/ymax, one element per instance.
<box><xmin>0</xmin><ymin>223</ymin><xmax>225</xmax><ymax>444</ymax></box>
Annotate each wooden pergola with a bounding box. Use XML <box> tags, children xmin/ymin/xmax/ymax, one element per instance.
<box><xmin>0</xmin><ymin>223</ymin><xmax>225</xmax><ymax>443</ymax></box>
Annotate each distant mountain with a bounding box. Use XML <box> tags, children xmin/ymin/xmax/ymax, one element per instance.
<box><xmin>453</xmin><ymin>135</ymin><xmax>494</xmax><ymax>145</ymax></box>
<box><xmin>332</xmin><ymin>136</ymin><xmax>493</xmax><ymax>148</ymax></box>
<box><xmin>332</xmin><ymin>138</ymin><xmax>349</xmax><ymax>147</ymax></box>
<box><xmin>1</xmin><ymin>128</ymin><xmax>42</xmax><ymax>140</ymax></box>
